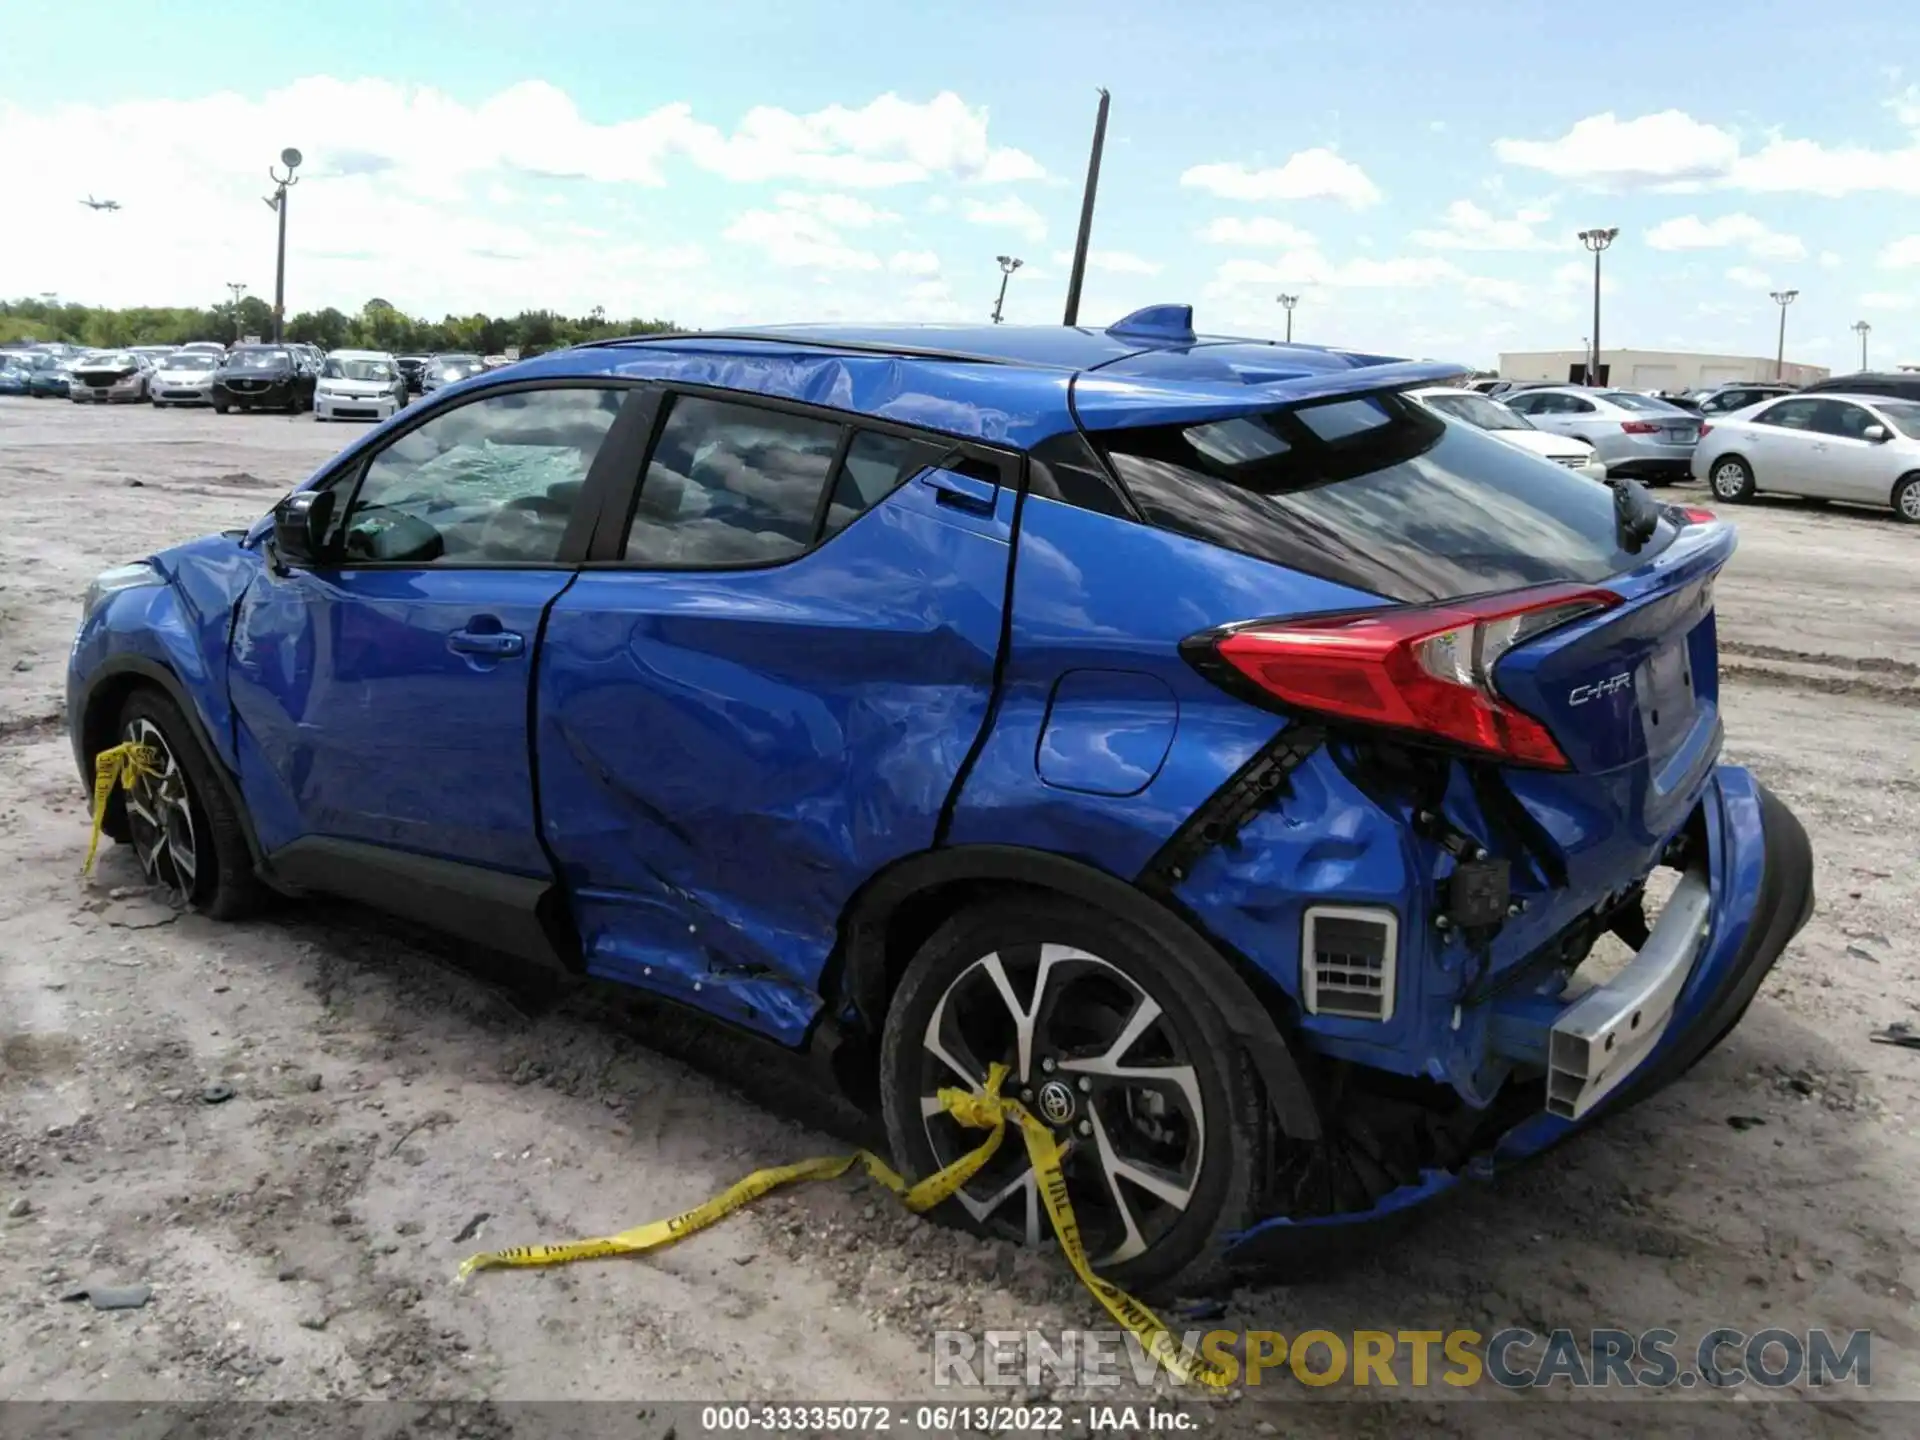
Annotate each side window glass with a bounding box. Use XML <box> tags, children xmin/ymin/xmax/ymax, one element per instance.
<box><xmin>1564</xmin><ymin>396</ymin><xmax>1595</xmax><ymax>414</ymax></box>
<box><xmin>336</xmin><ymin>387</ymin><xmax>622</xmax><ymax>564</ymax></box>
<box><xmin>1811</xmin><ymin>401</ymin><xmax>1869</xmax><ymax>439</ymax></box>
<box><xmin>819</xmin><ymin>431</ymin><xmax>948</xmax><ymax>540</ymax></box>
<box><xmin>623</xmin><ymin>396</ymin><xmax>843</xmax><ymax>565</ymax></box>
<box><xmin>1759</xmin><ymin>399</ymin><xmax>1818</xmax><ymax>430</ymax></box>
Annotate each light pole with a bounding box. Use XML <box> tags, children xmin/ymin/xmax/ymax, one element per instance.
<box><xmin>225</xmin><ymin>282</ymin><xmax>247</xmax><ymax>343</ymax></box>
<box><xmin>991</xmin><ymin>254</ymin><xmax>1023</xmax><ymax>324</ymax></box>
<box><xmin>1277</xmin><ymin>293</ymin><xmax>1298</xmax><ymax>343</ymax></box>
<box><xmin>1577</xmin><ymin>227</ymin><xmax>1618</xmax><ymax>385</ymax></box>
<box><xmin>264</xmin><ymin>147</ymin><xmax>302</xmax><ymax>343</ymax></box>
<box><xmin>1852</xmin><ymin>319</ymin><xmax>1871</xmax><ymax>371</ymax></box>
<box><xmin>1770</xmin><ymin>289</ymin><xmax>1799</xmax><ymax>379</ymax></box>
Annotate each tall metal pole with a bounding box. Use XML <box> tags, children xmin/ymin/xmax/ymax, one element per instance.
<box><xmin>225</xmin><ymin>282</ymin><xmax>247</xmax><ymax>344</ymax></box>
<box><xmin>1277</xmin><ymin>293</ymin><xmax>1298</xmax><ymax>343</ymax></box>
<box><xmin>1577</xmin><ymin>227</ymin><xmax>1617</xmax><ymax>385</ymax></box>
<box><xmin>992</xmin><ymin>254</ymin><xmax>1023</xmax><ymax>324</ymax></box>
<box><xmin>1852</xmin><ymin>319</ymin><xmax>1871</xmax><ymax>371</ymax></box>
<box><xmin>266</xmin><ymin>148</ymin><xmax>302</xmax><ymax>343</ymax></box>
<box><xmin>1061</xmin><ymin>88</ymin><xmax>1109</xmax><ymax>328</ymax></box>
<box><xmin>1770</xmin><ymin>289</ymin><xmax>1798</xmax><ymax>379</ymax></box>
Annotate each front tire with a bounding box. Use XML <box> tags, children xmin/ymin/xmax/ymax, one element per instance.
<box><xmin>1893</xmin><ymin>475</ymin><xmax>1920</xmax><ymax>524</ymax></box>
<box><xmin>1709</xmin><ymin>455</ymin><xmax>1757</xmax><ymax>502</ymax></box>
<box><xmin>112</xmin><ymin>688</ymin><xmax>263</xmax><ymax>920</ymax></box>
<box><xmin>878</xmin><ymin>894</ymin><xmax>1263</xmax><ymax>1292</ymax></box>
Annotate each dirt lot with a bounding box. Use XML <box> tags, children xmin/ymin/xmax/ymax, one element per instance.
<box><xmin>1</xmin><ymin>397</ymin><xmax>1916</xmax><ymax>1431</ymax></box>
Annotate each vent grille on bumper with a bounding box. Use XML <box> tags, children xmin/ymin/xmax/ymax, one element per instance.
<box><xmin>1302</xmin><ymin>906</ymin><xmax>1398</xmax><ymax>1021</ymax></box>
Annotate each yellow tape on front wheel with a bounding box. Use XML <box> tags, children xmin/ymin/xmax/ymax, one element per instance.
<box><xmin>83</xmin><ymin>741</ymin><xmax>158</xmax><ymax>874</ymax></box>
<box><xmin>459</xmin><ymin>1061</ymin><xmax>1234</xmax><ymax>1389</ymax></box>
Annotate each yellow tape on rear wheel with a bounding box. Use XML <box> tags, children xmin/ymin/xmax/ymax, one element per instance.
<box><xmin>459</xmin><ymin>1061</ymin><xmax>1234</xmax><ymax>1389</ymax></box>
<box><xmin>84</xmin><ymin>741</ymin><xmax>158</xmax><ymax>874</ymax></box>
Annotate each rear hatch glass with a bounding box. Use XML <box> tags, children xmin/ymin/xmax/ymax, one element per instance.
<box><xmin>1092</xmin><ymin>392</ymin><xmax>1673</xmax><ymax>605</ymax></box>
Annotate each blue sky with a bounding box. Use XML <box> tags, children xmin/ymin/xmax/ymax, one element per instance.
<box><xmin>3</xmin><ymin>0</ymin><xmax>1917</xmax><ymax>369</ymax></box>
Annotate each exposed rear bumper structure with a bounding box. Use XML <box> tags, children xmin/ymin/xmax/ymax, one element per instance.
<box><xmin>1224</xmin><ymin>763</ymin><xmax>1812</xmax><ymax>1268</ymax></box>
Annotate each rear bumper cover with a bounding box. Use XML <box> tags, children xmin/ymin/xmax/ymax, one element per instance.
<box><xmin>1225</xmin><ymin>763</ymin><xmax>1812</xmax><ymax>1266</ymax></box>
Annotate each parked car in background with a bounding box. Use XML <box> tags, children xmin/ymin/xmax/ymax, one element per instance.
<box><xmin>150</xmin><ymin>350</ymin><xmax>222</xmax><ymax>407</ymax></box>
<box><xmin>212</xmin><ymin>345</ymin><xmax>314</xmax><ymax>414</ymax></box>
<box><xmin>1503</xmin><ymin>386</ymin><xmax>1702</xmax><ymax>484</ymax></box>
<box><xmin>0</xmin><ymin>356</ymin><xmax>31</xmax><ymax>395</ymax></box>
<box><xmin>178</xmin><ymin>341</ymin><xmax>229</xmax><ymax>357</ymax></box>
<box><xmin>396</xmin><ymin>354</ymin><xmax>430</xmax><ymax>393</ymax></box>
<box><xmin>421</xmin><ymin>353</ymin><xmax>486</xmax><ymax>393</ymax></box>
<box><xmin>68</xmin><ymin>351</ymin><xmax>153</xmax><ymax>403</ymax></box>
<box><xmin>25</xmin><ymin>353</ymin><xmax>73</xmax><ymax>398</ymax></box>
<box><xmin>66</xmin><ymin>310</ymin><xmax>1811</xmax><ymax>1287</ymax></box>
<box><xmin>1411</xmin><ymin>386</ymin><xmax>1608</xmax><ymax>480</ymax></box>
<box><xmin>1693</xmin><ymin>382</ymin><xmax>1794</xmax><ymax>417</ymax></box>
<box><xmin>1693</xmin><ymin>392</ymin><xmax>1920</xmax><ymax>521</ymax></box>
<box><xmin>314</xmin><ymin>350</ymin><xmax>408</xmax><ymax>422</ymax></box>
<box><xmin>1796</xmin><ymin>372</ymin><xmax>1920</xmax><ymax>404</ymax></box>
<box><xmin>128</xmin><ymin>345</ymin><xmax>178</xmax><ymax>369</ymax></box>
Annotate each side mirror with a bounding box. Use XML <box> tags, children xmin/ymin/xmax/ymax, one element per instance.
<box><xmin>1863</xmin><ymin>424</ymin><xmax>1890</xmax><ymax>443</ymax></box>
<box><xmin>271</xmin><ymin>489</ymin><xmax>335</xmax><ymax>568</ymax></box>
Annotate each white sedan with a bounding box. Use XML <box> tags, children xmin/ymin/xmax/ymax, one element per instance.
<box><xmin>1411</xmin><ymin>387</ymin><xmax>1608</xmax><ymax>481</ymax></box>
<box><xmin>1692</xmin><ymin>391</ymin><xmax>1920</xmax><ymax>522</ymax></box>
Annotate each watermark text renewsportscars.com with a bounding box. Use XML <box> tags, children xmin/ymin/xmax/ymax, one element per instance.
<box><xmin>932</xmin><ymin>1327</ymin><xmax>1872</xmax><ymax>1390</ymax></box>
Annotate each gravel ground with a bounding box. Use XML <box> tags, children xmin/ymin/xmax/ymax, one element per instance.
<box><xmin>1</xmin><ymin>397</ymin><xmax>1915</xmax><ymax>1432</ymax></box>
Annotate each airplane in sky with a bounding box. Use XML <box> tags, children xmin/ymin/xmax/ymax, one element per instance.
<box><xmin>80</xmin><ymin>195</ymin><xmax>121</xmax><ymax>212</ymax></box>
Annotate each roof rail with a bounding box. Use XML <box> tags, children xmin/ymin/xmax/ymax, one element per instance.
<box><xmin>569</xmin><ymin>329</ymin><xmax>1016</xmax><ymax>366</ymax></box>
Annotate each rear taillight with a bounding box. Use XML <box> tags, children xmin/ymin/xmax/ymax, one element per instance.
<box><xmin>1620</xmin><ymin>420</ymin><xmax>1662</xmax><ymax>434</ymax></box>
<box><xmin>1200</xmin><ymin>584</ymin><xmax>1621</xmax><ymax>769</ymax></box>
<box><xmin>1676</xmin><ymin>505</ymin><xmax>1718</xmax><ymax>524</ymax></box>
<box><xmin>1698</xmin><ymin>423</ymin><xmax>1713</xmax><ymax>436</ymax></box>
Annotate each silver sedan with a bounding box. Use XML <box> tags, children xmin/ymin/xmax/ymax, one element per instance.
<box><xmin>1692</xmin><ymin>392</ymin><xmax>1920</xmax><ymax>522</ymax></box>
<box><xmin>149</xmin><ymin>351</ymin><xmax>221</xmax><ymax>407</ymax></box>
<box><xmin>1502</xmin><ymin>386</ymin><xmax>1702</xmax><ymax>485</ymax></box>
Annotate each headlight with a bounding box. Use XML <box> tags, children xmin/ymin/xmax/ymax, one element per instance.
<box><xmin>82</xmin><ymin>561</ymin><xmax>163</xmax><ymax>623</ymax></box>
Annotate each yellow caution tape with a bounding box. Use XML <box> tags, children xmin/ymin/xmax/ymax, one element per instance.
<box><xmin>84</xmin><ymin>741</ymin><xmax>159</xmax><ymax>874</ymax></box>
<box><xmin>459</xmin><ymin>1061</ymin><xmax>1235</xmax><ymax>1389</ymax></box>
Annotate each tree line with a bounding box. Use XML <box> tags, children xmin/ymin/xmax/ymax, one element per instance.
<box><xmin>1</xmin><ymin>296</ymin><xmax>678</xmax><ymax>354</ymax></box>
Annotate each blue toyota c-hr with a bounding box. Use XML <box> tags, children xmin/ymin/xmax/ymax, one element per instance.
<box><xmin>68</xmin><ymin>306</ymin><xmax>1813</xmax><ymax>1288</ymax></box>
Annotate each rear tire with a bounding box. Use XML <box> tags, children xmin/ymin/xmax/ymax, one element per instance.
<box><xmin>878</xmin><ymin>893</ymin><xmax>1263</xmax><ymax>1293</ymax></box>
<box><xmin>1709</xmin><ymin>455</ymin><xmax>1756</xmax><ymax>502</ymax></box>
<box><xmin>213</xmin><ymin>403</ymin><xmax>229</xmax><ymax>415</ymax></box>
<box><xmin>1894</xmin><ymin>474</ymin><xmax>1920</xmax><ymax>524</ymax></box>
<box><xmin>111</xmin><ymin>688</ymin><xmax>264</xmax><ymax>920</ymax></box>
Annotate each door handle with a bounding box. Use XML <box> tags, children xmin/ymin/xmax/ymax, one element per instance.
<box><xmin>917</xmin><ymin>466</ymin><xmax>998</xmax><ymax>514</ymax></box>
<box><xmin>448</xmin><ymin>627</ymin><xmax>525</xmax><ymax>658</ymax></box>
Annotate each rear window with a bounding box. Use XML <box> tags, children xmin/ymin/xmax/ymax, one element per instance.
<box><xmin>1599</xmin><ymin>391</ymin><xmax>1685</xmax><ymax>414</ymax></box>
<box><xmin>1094</xmin><ymin>391</ymin><xmax>1673</xmax><ymax>605</ymax></box>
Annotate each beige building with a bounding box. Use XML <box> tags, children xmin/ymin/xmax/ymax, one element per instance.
<box><xmin>1497</xmin><ymin>348</ymin><xmax>1830</xmax><ymax>389</ymax></box>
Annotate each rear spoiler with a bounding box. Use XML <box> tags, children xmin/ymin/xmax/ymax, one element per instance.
<box><xmin>1072</xmin><ymin>358</ymin><xmax>1473</xmax><ymax>433</ymax></box>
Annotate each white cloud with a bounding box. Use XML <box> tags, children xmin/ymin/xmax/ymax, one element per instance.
<box><xmin>1724</xmin><ymin>265</ymin><xmax>1775</xmax><ymax>289</ymax></box>
<box><xmin>1212</xmin><ymin>253</ymin><xmax>1460</xmax><ymax>289</ymax></box>
<box><xmin>1495</xmin><ymin>110</ymin><xmax>1740</xmax><ymax>187</ymax></box>
<box><xmin>960</xmin><ymin>195</ymin><xmax>1048</xmax><ymax>242</ymax></box>
<box><xmin>771</xmin><ymin>192</ymin><xmax>899</xmax><ymax>228</ymax></box>
<box><xmin>1198</xmin><ymin>216</ymin><xmax>1317</xmax><ymax>248</ymax></box>
<box><xmin>1180</xmin><ymin>148</ymin><xmax>1382</xmax><ymax>208</ymax></box>
<box><xmin>1820</xmin><ymin>250</ymin><xmax>1843</xmax><ymax>269</ymax></box>
<box><xmin>722</xmin><ymin>194</ymin><xmax>882</xmax><ymax>271</ymax></box>
<box><xmin>1050</xmin><ymin>248</ymin><xmax>1163</xmax><ymax>276</ymax></box>
<box><xmin>1644</xmin><ymin>213</ymin><xmax>1805</xmax><ymax>259</ymax></box>
<box><xmin>888</xmin><ymin>249</ymin><xmax>941</xmax><ymax>276</ymax></box>
<box><xmin>1411</xmin><ymin>199</ymin><xmax>1555</xmax><ymax>251</ymax></box>
<box><xmin>1496</xmin><ymin>99</ymin><xmax>1920</xmax><ymax>199</ymax></box>
<box><xmin>0</xmin><ymin>77</ymin><xmax>1048</xmax><ymax>319</ymax></box>
<box><xmin>1860</xmin><ymin>291</ymin><xmax>1918</xmax><ymax>311</ymax></box>
<box><xmin>1879</xmin><ymin>235</ymin><xmax>1920</xmax><ymax>267</ymax></box>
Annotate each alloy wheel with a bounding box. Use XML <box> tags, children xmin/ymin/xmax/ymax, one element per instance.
<box><xmin>917</xmin><ymin>943</ymin><xmax>1205</xmax><ymax>1266</ymax></box>
<box><xmin>1900</xmin><ymin>483</ymin><xmax>1920</xmax><ymax>522</ymax></box>
<box><xmin>1712</xmin><ymin>462</ymin><xmax>1748</xmax><ymax>499</ymax></box>
<box><xmin>120</xmin><ymin>717</ymin><xmax>199</xmax><ymax>899</ymax></box>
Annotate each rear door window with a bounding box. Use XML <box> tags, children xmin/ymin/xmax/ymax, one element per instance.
<box><xmin>1094</xmin><ymin>391</ymin><xmax>1672</xmax><ymax>605</ymax></box>
<box><xmin>1754</xmin><ymin>398</ymin><xmax>1821</xmax><ymax>430</ymax></box>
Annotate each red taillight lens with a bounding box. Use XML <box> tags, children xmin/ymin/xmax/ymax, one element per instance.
<box><xmin>1677</xmin><ymin>505</ymin><xmax>1718</xmax><ymax>524</ymax></box>
<box><xmin>1698</xmin><ymin>423</ymin><xmax>1713</xmax><ymax>436</ymax></box>
<box><xmin>1620</xmin><ymin>420</ymin><xmax>1662</xmax><ymax>434</ymax></box>
<box><xmin>1207</xmin><ymin>585</ymin><xmax>1621</xmax><ymax>769</ymax></box>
